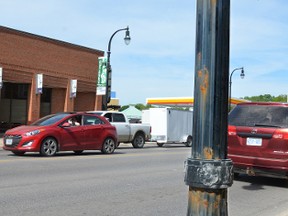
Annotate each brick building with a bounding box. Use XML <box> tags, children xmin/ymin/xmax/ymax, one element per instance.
<box><xmin>0</xmin><ymin>26</ymin><xmax>104</xmax><ymax>131</ymax></box>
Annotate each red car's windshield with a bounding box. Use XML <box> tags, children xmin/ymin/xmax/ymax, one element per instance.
<box><xmin>31</xmin><ymin>113</ymin><xmax>71</xmax><ymax>126</ymax></box>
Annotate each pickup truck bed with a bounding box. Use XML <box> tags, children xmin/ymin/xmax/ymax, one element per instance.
<box><xmin>88</xmin><ymin>111</ymin><xmax>151</xmax><ymax>148</ymax></box>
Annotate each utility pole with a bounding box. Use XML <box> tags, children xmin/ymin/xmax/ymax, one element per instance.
<box><xmin>184</xmin><ymin>0</ymin><xmax>233</xmax><ymax>215</ymax></box>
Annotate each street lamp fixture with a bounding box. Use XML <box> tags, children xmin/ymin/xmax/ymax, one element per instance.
<box><xmin>229</xmin><ymin>67</ymin><xmax>245</xmax><ymax>111</ymax></box>
<box><xmin>124</xmin><ymin>28</ymin><xmax>131</xmax><ymax>45</ymax></box>
<box><xmin>240</xmin><ymin>68</ymin><xmax>245</xmax><ymax>79</ymax></box>
<box><xmin>103</xmin><ymin>26</ymin><xmax>131</xmax><ymax>110</ymax></box>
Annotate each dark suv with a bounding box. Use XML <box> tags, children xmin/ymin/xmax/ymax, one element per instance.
<box><xmin>228</xmin><ymin>102</ymin><xmax>288</xmax><ymax>179</ymax></box>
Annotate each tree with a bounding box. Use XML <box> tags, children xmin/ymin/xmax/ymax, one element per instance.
<box><xmin>274</xmin><ymin>94</ymin><xmax>287</xmax><ymax>102</ymax></box>
<box><xmin>244</xmin><ymin>94</ymin><xmax>287</xmax><ymax>102</ymax></box>
<box><xmin>119</xmin><ymin>105</ymin><xmax>129</xmax><ymax>112</ymax></box>
<box><xmin>119</xmin><ymin>103</ymin><xmax>156</xmax><ymax>111</ymax></box>
<box><xmin>135</xmin><ymin>103</ymin><xmax>146</xmax><ymax>111</ymax></box>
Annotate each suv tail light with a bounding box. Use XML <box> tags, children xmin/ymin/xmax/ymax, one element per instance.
<box><xmin>228</xmin><ymin>125</ymin><xmax>236</xmax><ymax>136</ymax></box>
<box><xmin>273</xmin><ymin>129</ymin><xmax>288</xmax><ymax>139</ymax></box>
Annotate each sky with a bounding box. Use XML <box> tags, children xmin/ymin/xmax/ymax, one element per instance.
<box><xmin>1</xmin><ymin>0</ymin><xmax>288</xmax><ymax>105</ymax></box>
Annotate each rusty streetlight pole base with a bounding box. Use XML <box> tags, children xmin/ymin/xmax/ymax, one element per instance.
<box><xmin>184</xmin><ymin>159</ymin><xmax>233</xmax><ymax>189</ymax></box>
<box><xmin>184</xmin><ymin>158</ymin><xmax>233</xmax><ymax>215</ymax></box>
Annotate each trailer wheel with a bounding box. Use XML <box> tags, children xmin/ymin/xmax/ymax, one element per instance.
<box><xmin>132</xmin><ymin>133</ymin><xmax>145</xmax><ymax>148</ymax></box>
<box><xmin>157</xmin><ymin>143</ymin><xmax>164</xmax><ymax>147</ymax></box>
<box><xmin>185</xmin><ymin>136</ymin><xmax>193</xmax><ymax>147</ymax></box>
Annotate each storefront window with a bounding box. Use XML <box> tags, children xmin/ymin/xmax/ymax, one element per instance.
<box><xmin>40</xmin><ymin>88</ymin><xmax>51</xmax><ymax>117</ymax></box>
<box><xmin>0</xmin><ymin>83</ymin><xmax>28</xmax><ymax>132</ymax></box>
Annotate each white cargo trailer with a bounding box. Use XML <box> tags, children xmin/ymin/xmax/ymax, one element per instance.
<box><xmin>142</xmin><ymin>108</ymin><xmax>193</xmax><ymax>147</ymax></box>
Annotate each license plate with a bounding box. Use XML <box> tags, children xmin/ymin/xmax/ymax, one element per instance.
<box><xmin>5</xmin><ymin>139</ymin><xmax>13</xmax><ymax>145</ymax></box>
<box><xmin>246</xmin><ymin>137</ymin><xmax>262</xmax><ymax>146</ymax></box>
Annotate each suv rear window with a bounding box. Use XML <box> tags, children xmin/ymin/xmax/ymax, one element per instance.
<box><xmin>229</xmin><ymin>105</ymin><xmax>288</xmax><ymax>128</ymax></box>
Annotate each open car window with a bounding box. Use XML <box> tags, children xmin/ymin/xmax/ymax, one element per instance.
<box><xmin>83</xmin><ymin>115</ymin><xmax>104</xmax><ymax>125</ymax></box>
<box><xmin>63</xmin><ymin>115</ymin><xmax>82</xmax><ymax>127</ymax></box>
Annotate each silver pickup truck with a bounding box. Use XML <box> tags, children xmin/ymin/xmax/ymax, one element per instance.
<box><xmin>88</xmin><ymin>111</ymin><xmax>151</xmax><ymax>148</ymax></box>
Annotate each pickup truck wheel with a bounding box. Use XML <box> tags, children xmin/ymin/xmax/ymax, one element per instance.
<box><xmin>132</xmin><ymin>133</ymin><xmax>145</xmax><ymax>148</ymax></box>
<box><xmin>185</xmin><ymin>136</ymin><xmax>193</xmax><ymax>147</ymax></box>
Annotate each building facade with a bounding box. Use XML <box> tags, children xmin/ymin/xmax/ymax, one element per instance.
<box><xmin>0</xmin><ymin>26</ymin><xmax>104</xmax><ymax>131</ymax></box>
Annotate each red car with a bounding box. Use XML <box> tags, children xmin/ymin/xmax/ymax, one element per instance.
<box><xmin>228</xmin><ymin>102</ymin><xmax>288</xmax><ymax>179</ymax></box>
<box><xmin>3</xmin><ymin>112</ymin><xmax>118</xmax><ymax>156</ymax></box>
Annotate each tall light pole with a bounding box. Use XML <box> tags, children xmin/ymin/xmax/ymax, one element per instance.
<box><xmin>184</xmin><ymin>1</ymin><xmax>233</xmax><ymax>215</ymax></box>
<box><xmin>103</xmin><ymin>26</ymin><xmax>131</xmax><ymax>110</ymax></box>
<box><xmin>229</xmin><ymin>67</ymin><xmax>245</xmax><ymax>111</ymax></box>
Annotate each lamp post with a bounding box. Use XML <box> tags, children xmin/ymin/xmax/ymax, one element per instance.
<box><xmin>103</xmin><ymin>26</ymin><xmax>131</xmax><ymax>110</ymax></box>
<box><xmin>229</xmin><ymin>67</ymin><xmax>245</xmax><ymax>111</ymax></box>
<box><xmin>184</xmin><ymin>1</ymin><xmax>233</xmax><ymax>215</ymax></box>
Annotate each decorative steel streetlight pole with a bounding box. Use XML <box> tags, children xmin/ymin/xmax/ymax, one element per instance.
<box><xmin>229</xmin><ymin>67</ymin><xmax>245</xmax><ymax>110</ymax></box>
<box><xmin>184</xmin><ymin>1</ymin><xmax>233</xmax><ymax>215</ymax></box>
<box><xmin>103</xmin><ymin>26</ymin><xmax>131</xmax><ymax>110</ymax></box>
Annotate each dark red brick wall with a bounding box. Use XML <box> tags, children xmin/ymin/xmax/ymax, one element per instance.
<box><xmin>0</xmin><ymin>26</ymin><xmax>104</xmax><ymax>123</ymax></box>
<box><xmin>51</xmin><ymin>88</ymin><xmax>66</xmax><ymax>113</ymax></box>
<box><xmin>0</xmin><ymin>26</ymin><xmax>104</xmax><ymax>91</ymax></box>
<box><xmin>74</xmin><ymin>92</ymin><xmax>96</xmax><ymax>112</ymax></box>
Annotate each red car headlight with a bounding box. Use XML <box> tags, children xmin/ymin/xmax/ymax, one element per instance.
<box><xmin>24</xmin><ymin>129</ymin><xmax>45</xmax><ymax>137</ymax></box>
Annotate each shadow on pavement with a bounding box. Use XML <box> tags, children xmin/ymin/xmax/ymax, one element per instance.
<box><xmin>117</xmin><ymin>142</ymin><xmax>189</xmax><ymax>150</ymax></box>
<box><xmin>235</xmin><ymin>174</ymin><xmax>288</xmax><ymax>189</ymax></box>
<box><xmin>5</xmin><ymin>150</ymin><xmax>125</xmax><ymax>158</ymax></box>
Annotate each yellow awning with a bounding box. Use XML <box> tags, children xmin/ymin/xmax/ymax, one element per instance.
<box><xmin>146</xmin><ymin>97</ymin><xmax>249</xmax><ymax>106</ymax></box>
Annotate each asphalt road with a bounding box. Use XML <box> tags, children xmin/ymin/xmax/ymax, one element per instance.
<box><xmin>0</xmin><ymin>142</ymin><xmax>287</xmax><ymax>216</ymax></box>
